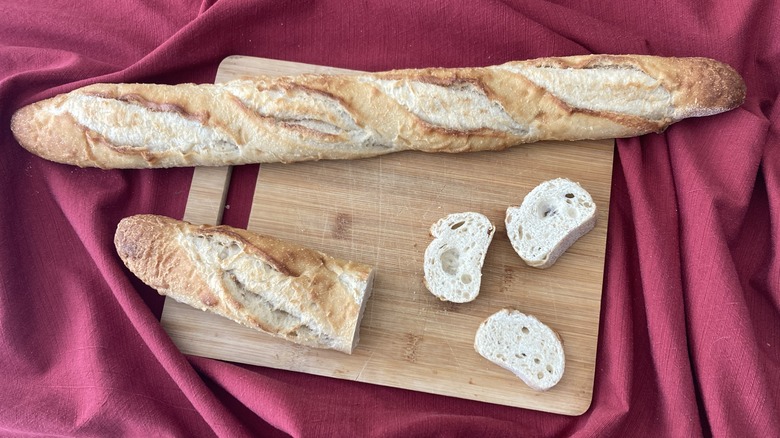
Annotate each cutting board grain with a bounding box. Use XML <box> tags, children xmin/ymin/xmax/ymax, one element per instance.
<box><xmin>161</xmin><ymin>55</ymin><xmax>614</xmax><ymax>415</ymax></box>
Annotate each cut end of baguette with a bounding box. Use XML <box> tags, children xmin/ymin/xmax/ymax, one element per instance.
<box><xmin>506</xmin><ymin>178</ymin><xmax>596</xmax><ymax>268</ymax></box>
<box><xmin>474</xmin><ymin>309</ymin><xmax>565</xmax><ymax>391</ymax></box>
<box><xmin>423</xmin><ymin>212</ymin><xmax>495</xmax><ymax>303</ymax></box>
<box><xmin>114</xmin><ymin>214</ymin><xmax>375</xmax><ymax>354</ymax></box>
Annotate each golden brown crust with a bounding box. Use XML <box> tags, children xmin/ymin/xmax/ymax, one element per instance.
<box><xmin>13</xmin><ymin>55</ymin><xmax>745</xmax><ymax>168</ymax></box>
<box><xmin>114</xmin><ymin>214</ymin><xmax>374</xmax><ymax>353</ymax></box>
<box><xmin>11</xmin><ymin>98</ymin><xmax>94</xmax><ymax>167</ymax></box>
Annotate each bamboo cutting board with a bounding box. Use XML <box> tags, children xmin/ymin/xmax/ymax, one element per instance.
<box><xmin>160</xmin><ymin>56</ymin><xmax>614</xmax><ymax>415</ymax></box>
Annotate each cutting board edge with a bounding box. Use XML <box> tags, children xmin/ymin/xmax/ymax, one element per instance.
<box><xmin>160</xmin><ymin>298</ymin><xmax>599</xmax><ymax>416</ymax></box>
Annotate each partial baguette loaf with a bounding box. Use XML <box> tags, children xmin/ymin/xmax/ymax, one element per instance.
<box><xmin>12</xmin><ymin>55</ymin><xmax>744</xmax><ymax>168</ymax></box>
<box><xmin>506</xmin><ymin>178</ymin><xmax>597</xmax><ymax>268</ymax></box>
<box><xmin>423</xmin><ymin>212</ymin><xmax>496</xmax><ymax>303</ymax></box>
<box><xmin>114</xmin><ymin>214</ymin><xmax>375</xmax><ymax>354</ymax></box>
<box><xmin>474</xmin><ymin>309</ymin><xmax>565</xmax><ymax>391</ymax></box>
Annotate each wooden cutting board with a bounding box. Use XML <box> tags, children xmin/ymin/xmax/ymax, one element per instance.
<box><xmin>160</xmin><ymin>55</ymin><xmax>614</xmax><ymax>416</ymax></box>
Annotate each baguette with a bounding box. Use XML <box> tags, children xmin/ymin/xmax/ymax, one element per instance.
<box><xmin>12</xmin><ymin>55</ymin><xmax>744</xmax><ymax>168</ymax></box>
<box><xmin>114</xmin><ymin>214</ymin><xmax>375</xmax><ymax>354</ymax></box>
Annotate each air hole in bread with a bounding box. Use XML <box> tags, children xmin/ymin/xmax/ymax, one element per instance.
<box><xmin>521</xmin><ymin>326</ymin><xmax>529</xmax><ymax>334</ymax></box>
<box><xmin>461</xmin><ymin>273</ymin><xmax>472</xmax><ymax>284</ymax></box>
<box><xmin>538</xmin><ymin>203</ymin><xmax>557</xmax><ymax>219</ymax></box>
<box><xmin>537</xmin><ymin>372</ymin><xmax>544</xmax><ymax>380</ymax></box>
<box><xmin>518</xmin><ymin>225</ymin><xmax>532</xmax><ymax>241</ymax></box>
<box><xmin>534</xmin><ymin>357</ymin><xmax>540</xmax><ymax>364</ymax></box>
<box><xmin>440</xmin><ymin>248</ymin><xmax>460</xmax><ymax>275</ymax></box>
<box><xmin>565</xmin><ymin>193</ymin><xmax>574</xmax><ymax>198</ymax></box>
<box><xmin>546</xmin><ymin>364</ymin><xmax>553</xmax><ymax>373</ymax></box>
<box><xmin>218</xmin><ymin>242</ymin><xmax>242</xmax><ymax>260</ymax></box>
<box><xmin>450</xmin><ymin>221</ymin><xmax>466</xmax><ymax>230</ymax></box>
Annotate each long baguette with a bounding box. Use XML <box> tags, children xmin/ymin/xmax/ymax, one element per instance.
<box><xmin>114</xmin><ymin>214</ymin><xmax>375</xmax><ymax>354</ymax></box>
<box><xmin>13</xmin><ymin>55</ymin><xmax>745</xmax><ymax>168</ymax></box>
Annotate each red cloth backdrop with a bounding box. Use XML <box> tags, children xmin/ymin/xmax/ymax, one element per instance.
<box><xmin>1</xmin><ymin>0</ymin><xmax>778</xmax><ymax>436</ymax></box>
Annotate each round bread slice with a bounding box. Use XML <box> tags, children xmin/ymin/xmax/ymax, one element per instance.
<box><xmin>474</xmin><ymin>309</ymin><xmax>565</xmax><ymax>391</ymax></box>
<box><xmin>506</xmin><ymin>178</ymin><xmax>596</xmax><ymax>268</ymax></box>
<box><xmin>423</xmin><ymin>212</ymin><xmax>495</xmax><ymax>303</ymax></box>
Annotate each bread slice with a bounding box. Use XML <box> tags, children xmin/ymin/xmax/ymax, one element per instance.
<box><xmin>506</xmin><ymin>178</ymin><xmax>596</xmax><ymax>268</ymax></box>
<box><xmin>423</xmin><ymin>212</ymin><xmax>495</xmax><ymax>303</ymax></box>
<box><xmin>114</xmin><ymin>214</ymin><xmax>375</xmax><ymax>354</ymax></box>
<box><xmin>474</xmin><ymin>309</ymin><xmax>565</xmax><ymax>391</ymax></box>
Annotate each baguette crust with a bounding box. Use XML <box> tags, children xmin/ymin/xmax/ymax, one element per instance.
<box><xmin>13</xmin><ymin>55</ymin><xmax>745</xmax><ymax>168</ymax></box>
<box><xmin>114</xmin><ymin>214</ymin><xmax>375</xmax><ymax>354</ymax></box>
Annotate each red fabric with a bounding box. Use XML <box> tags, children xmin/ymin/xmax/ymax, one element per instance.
<box><xmin>1</xmin><ymin>0</ymin><xmax>778</xmax><ymax>436</ymax></box>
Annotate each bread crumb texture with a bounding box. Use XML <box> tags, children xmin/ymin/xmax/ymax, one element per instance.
<box><xmin>423</xmin><ymin>212</ymin><xmax>495</xmax><ymax>303</ymax></box>
<box><xmin>474</xmin><ymin>309</ymin><xmax>565</xmax><ymax>391</ymax></box>
<box><xmin>506</xmin><ymin>178</ymin><xmax>596</xmax><ymax>268</ymax></box>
